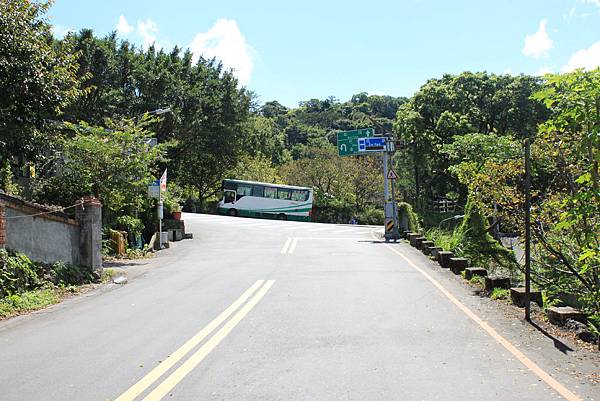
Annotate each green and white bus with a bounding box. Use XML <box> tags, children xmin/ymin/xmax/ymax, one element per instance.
<box><xmin>218</xmin><ymin>179</ymin><xmax>314</xmax><ymax>221</ymax></box>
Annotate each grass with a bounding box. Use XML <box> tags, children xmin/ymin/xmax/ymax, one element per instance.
<box><xmin>425</xmin><ymin>227</ymin><xmax>463</xmax><ymax>253</ymax></box>
<box><xmin>101</xmin><ymin>268</ymin><xmax>117</xmax><ymax>282</ymax></box>
<box><xmin>490</xmin><ymin>288</ymin><xmax>511</xmax><ymax>301</ymax></box>
<box><xmin>469</xmin><ymin>275</ymin><xmax>485</xmax><ymax>286</ymax></box>
<box><xmin>0</xmin><ymin>287</ymin><xmax>60</xmax><ymax>319</ymax></box>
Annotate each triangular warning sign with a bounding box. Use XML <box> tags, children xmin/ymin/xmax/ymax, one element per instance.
<box><xmin>387</xmin><ymin>169</ymin><xmax>398</xmax><ymax>180</ymax></box>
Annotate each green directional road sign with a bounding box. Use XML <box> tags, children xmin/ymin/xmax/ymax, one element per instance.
<box><xmin>337</xmin><ymin>128</ymin><xmax>374</xmax><ymax>156</ymax></box>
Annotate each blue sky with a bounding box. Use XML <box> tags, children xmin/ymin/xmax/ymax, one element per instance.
<box><xmin>50</xmin><ymin>0</ymin><xmax>600</xmax><ymax>108</ymax></box>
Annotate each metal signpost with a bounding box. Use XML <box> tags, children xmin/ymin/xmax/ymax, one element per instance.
<box><xmin>382</xmin><ymin>138</ymin><xmax>399</xmax><ymax>242</ymax></box>
<box><xmin>336</xmin><ymin>129</ymin><xmax>400</xmax><ymax>241</ymax></box>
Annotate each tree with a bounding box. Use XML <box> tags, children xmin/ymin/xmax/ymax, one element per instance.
<box><xmin>530</xmin><ymin>70</ymin><xmax>600</xmax><ymax>337</ymax></box>
<box><xmin>173</xmin><ymin>60</ymin><xmax>251</xmax><ymax>205</ymax></box>
<box><xmin>33</xmin><ymin>115</ymin><xmax>171</xmax><ymax>222</ymax></box>
<box><xmin>393</xmin><ymin>72</ymin><xmax>547</xmax><ymax>208</ymax></box>
<box><xmin>0</xmin><ymin>0</ymin><xmax>82</xmax><ymax>170</ymax></box>
<box><xmin>227</xmin><ymin>155</ymin><xmax>282</xmax><ymax>184</ymax></box>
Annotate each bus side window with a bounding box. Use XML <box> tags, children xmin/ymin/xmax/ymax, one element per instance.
<box><xmin>264</xmin><ymin>187</ymin><xmax>277</xmax><ymax>199</ymax></box>
<box><xmin>291</xmin><ymin>190</ymin><xmax>306</xmax><ymax>201</ymax></box>
<box><xmin>237</xmin><ymin>185</ymin><xmax>252</xmax><ymax>200</ymax></box>
<box><xmin>252</xmin><ymin>185</ymin><xmax>264</xmax><ymax>197</ymax></box>
<box><xmin>277</xmin><ymin>189</ymin><xmax>291</xmax><ymax>200</ymax></box>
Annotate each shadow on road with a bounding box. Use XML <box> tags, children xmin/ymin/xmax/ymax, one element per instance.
<box><xmin>529</xmin><ymin>319</ymin><xmax>574</xmax><ymax>354</ymax></box>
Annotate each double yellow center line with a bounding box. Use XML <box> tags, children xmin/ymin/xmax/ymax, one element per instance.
<box><xmin>114</xmin><ymin>279</ymin><xmax>275</xmax><ymax>401</ymax></box>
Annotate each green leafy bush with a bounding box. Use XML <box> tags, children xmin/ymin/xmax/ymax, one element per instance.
<box><xmin>115</xmin><ymin>215</ymin><xmax>144</xmax><ymax>237</ymax></box>
<box><xmin>0</xmin><ymin>288</ymin><xmax>60</xmax><ymax>318</ymax></box>
<box><xmin>0</xmin><ymin>250</ymin><xmax>41</xmax><ymax>297</ymax></box>
<box><xmin>356</xmin><ymin>208</ymin><xmax>384</xmax><ymax>225</ymax></box>
<box><xmin>425</xmin><ymin>227</ymin><xmax>463</xmax><ymax>253</ymax></box>
<box><xmin>49</xmin><ymin>261</ymin><xmax>93</xmax><ymax>286</ymax></box>
<box><xmin>490</xmin><ymin>288</ymin><xmax>510</xmax><ymax>300</ymax></box>
<box><xmin>398</xmin><ymin>202</ymin><xmax>419</xmax><ymax>232</ymax></box>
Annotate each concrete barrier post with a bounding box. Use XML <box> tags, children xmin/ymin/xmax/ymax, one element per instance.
<box><xmin>78</xmin><ymin>196</ymin><xmax>102</xmax><ymax>276</ymax></box>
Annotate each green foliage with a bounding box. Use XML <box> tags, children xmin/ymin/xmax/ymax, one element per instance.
<box><xmin>0</xmin><ymin>159</ymin><xmax>21</xmax><ymax>195</ymax></box>
<box><xmin>115</xmin><ymin>216</ymin><xmax>144</xmax><ymax>237</ymax></box>
<box><xmin>0</xmin><ymin>249</ymin><xmax>41</xmax><ymax>297</ymax></box>
<box><xmin>398</xmin><ymin>202</ymin><xmax>419</xmax><ymax>232</ymax></box>
<box><xmin>528</xmin><ymin>69</ymin><xmax>600</xmax><ymax>328</ymax></box>
<box><xmin>425</xmin><ymin>227</ymin><xmax>463</xmax><ymax>253</ymax></box>
<box><xmin>33</xmin><ymin>115</ymin><xmax>172</xmax><ymax>222</ymax></box>
<box><xmin>457</xmin><ymin>196</ymin><xmax>515</xmax><ymax>271</ymax></box>
<box><xmin>355</xmin><ymin>208</ymin><xmax>384</xmax><ymax>225</ymax></box>
<box><xmin>49</xmin><ymin>261</ymin><xmax>93</xmax><ymax>286</ymax></box>
<box><xmin>0</xmin><ymin>0</ymin><xmax>82</xmax><ymax>160</ymax></box>
<box><xmin>227</xmin><ymin>155</ymin><xmax>282</xmax><ymax>184</ymax></box>
<box><xmin>393</xmin><ymin>72</ymin><xmax>547</xmax><ymax>207</ymax></box>
<box><xmin>469</xmin><ymin>275</ymin><xmax>485</xmax><ymax>286</ymax></box>
<box><xmin>280</xmin><ymin>147</ymin><xmax>383</xmax><ymax>222</ymax></box>
<box><xmin>0</xmin><ymin>287</ymin><xmax>59</xmax><ymax>319</ymax></box>
<box><xmin>490</xmin><ymin>288</ymin><xmax>510</xmax><ymax>301</ymax></box>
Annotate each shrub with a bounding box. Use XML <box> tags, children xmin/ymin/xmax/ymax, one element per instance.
<box><xmin>398</xmin><ymin>202</ymin><xmax>419</xmax><ymax>232</ymax></box>
<box><xmin>0</xmin><ymin>250</ymin><xmax>41</xmax><ymax>297</ymax></box>
<box><xmin>456</xmin><ymin>196</ymin><xmax>515</xmax><ymax>272</ymax></box>
<box><xmin>425</xmin><ymin>227</ymin><xmax>463</xmax><ymax>253</ymax></box>
<box><xmin>356</xmin><ymin>208</ymin><xmax>384</xmax><ymax>225</ymax></box>
<box><xmin>0</xmin><ymin>288</ymin><xmax>60</xmax><ymax>318</ymax></box>
<box><xmin>490</xmin><ymin>288</ymin><xmax>510</xmax><ymax>301</ymax></box>
<box><xmin>49</xmin><ymin>261</ymin><xmax>93</xmax><ymax>286</ymax></box>
<box><xmin>115</xmin><ymin>215</ymin><xmax>144</xmax><ymax>238</ymax></box>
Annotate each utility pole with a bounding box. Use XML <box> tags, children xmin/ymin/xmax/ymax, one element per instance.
<box><xmin>524</xmin><ymin>139</ymin><xmax>531</xmax><ymax>322</ymax></box>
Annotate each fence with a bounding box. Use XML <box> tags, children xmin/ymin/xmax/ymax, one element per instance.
<box><xmin>429</xmin><ymin>198</ymin><xmax>457</xmax><ymax>213</ymax></box>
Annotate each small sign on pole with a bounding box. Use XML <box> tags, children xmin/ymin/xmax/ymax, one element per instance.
<box><xmin>148</xmin><ymin>180</ymin><xmax>160</xmax><ymax>199</ymax></box>
<box><xmin>387</xmin><ymin>169</ymin><xmax>398</xmax><ymax>180</ymax></box>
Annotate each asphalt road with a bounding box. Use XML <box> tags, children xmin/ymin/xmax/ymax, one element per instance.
<box><xmin>0</xmin><ymin>213</ymin><xmax>597</xmax><ymax>401</ymax></box>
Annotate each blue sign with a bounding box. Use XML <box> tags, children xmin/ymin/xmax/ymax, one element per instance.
<box><xmin>358</xmin><ymin>137</ymin><xmax>386</xmax><ymax>152</ymax></box>
<box><xmin>148</xmin><ymin>179</ymin><xmax>161</xmax><ymax>198</ymax></box>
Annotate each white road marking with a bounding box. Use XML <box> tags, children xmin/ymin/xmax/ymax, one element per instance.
<box><xmin>280</xmin><ymin>238</ymin><xmax>292</xmax><ymax>254</ymax></box>
<box><xmin>288</xmin><ymin>238</ymin><xmax>298</xmax><ymax>254</ymax></box>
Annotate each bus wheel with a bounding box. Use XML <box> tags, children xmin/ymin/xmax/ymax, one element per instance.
<box><xmin>228</xmin><ymin>209</ymin><xmax>238</xmax><ymax>217</ymax></box>
<box><xmin>277</xmin><ymin>213</ymin><xmax>287</xmax><ymax>221</ymax></box>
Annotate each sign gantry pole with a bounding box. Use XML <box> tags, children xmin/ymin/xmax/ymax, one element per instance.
<box><xmin>337</xmin><ymin>128</ymin><xmax>399</xmax><ymax>240</ymax></box>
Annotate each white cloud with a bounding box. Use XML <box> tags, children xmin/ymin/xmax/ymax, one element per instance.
<box><xmin>116</xmin><ymin>15</ymin><xmax>133</xmax><ymax>35</ymax></box>
<box><xmin>522</xmin><ymin>19</ymin><xmax>553</xmax><ymax>59</ymax></box>
<box><xmin>138</xmin><ymin>18</ymin><xmax>159</xmax><ymax>50</ymax></box>
<box><xmin>536</xmin><ymin>66</ymin><xmax>554</xmax><ymax>76</ymax></box>
<box><xmin>582</xmin><ymin>0</ymin><xmax>600</xmax><ymax>7</ymax></box>
<box><xmin>52</xmin><ymin>25</ymin><xmax>75</xmax><ymax>38</ymax></box>
<box><xmin>190</xmin><ymin>19</ymin><xmax>255</xmax><ymax>86</ymax></box>
<box><xmin>561</xmin><ymin>42</ymin><xmax>600</xmax><ymax>72</ymax></box>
